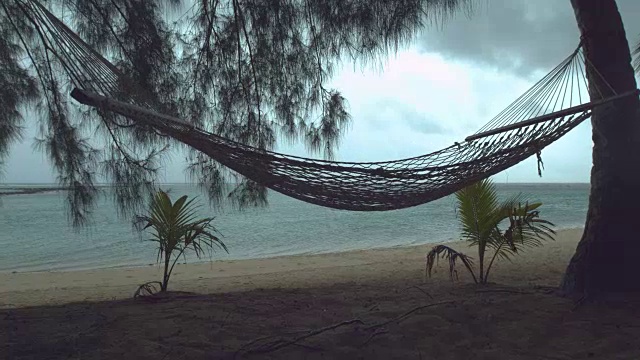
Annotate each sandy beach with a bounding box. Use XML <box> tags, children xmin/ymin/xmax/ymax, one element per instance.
<box><xmin>3</xmin><ymin>228</ymin><xmax>640</xmax><ymax>359</ymax></box>
<box><xmin>1</xmin><ymin>229</ymin><xmax>582</xmax><ymax>308</ymax></box>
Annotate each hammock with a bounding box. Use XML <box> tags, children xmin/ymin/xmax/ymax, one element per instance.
<box><xmin>11</xmin><ymin>0</ymin><xmax>640</xmax><ymax>211</ymax></box>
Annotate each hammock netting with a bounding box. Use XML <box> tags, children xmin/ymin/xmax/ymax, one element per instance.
<box><xmin>11</xmin><ymin>0</ymin><xmax>640</xmax><ymax>211</ymax></box>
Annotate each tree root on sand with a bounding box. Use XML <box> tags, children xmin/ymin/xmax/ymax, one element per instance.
<box><xmin>236</xmin><ymin>300</ymin><xmax>455</xmax><ymax>357</ymax></box>
<box><xmin>359</xmin><ymin>329</ymin><xmax>388</xmax><ymax>347</ymax></box>
<box><xmin>405</xmin><ymin>285</ymin><xmax>434</xmax><ymax>299</ymax></box>
<box><xmin>475</xmin><ymin>289</ymin><xmax>533</xmax><ymax>295</ymax></box>
<box><xmin>364</xmin><ymin>300</ymin><xmax>455</xmax><ymax>331</ymax></box>
<box><xmin>237</xmin><ymin>319</ymin><xmax>364</xmax><ymax>357</ymax></box>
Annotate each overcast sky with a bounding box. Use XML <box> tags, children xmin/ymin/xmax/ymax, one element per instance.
<box><xmin>4</xmin><ymin>0</ymin><xmax>640</xmax><ymax>184</ymax></box>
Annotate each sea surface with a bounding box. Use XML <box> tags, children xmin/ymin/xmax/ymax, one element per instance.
<box><xmin>0</xmin><ymin>183</ymin><xmax>588</xmax><ymax>273</ymax></box>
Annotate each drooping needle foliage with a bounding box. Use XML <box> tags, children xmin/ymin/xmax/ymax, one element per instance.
<box><xmin>0</xmin><ymin>0</ymin><xmax>473</xmax><ymax>226</ymax></box>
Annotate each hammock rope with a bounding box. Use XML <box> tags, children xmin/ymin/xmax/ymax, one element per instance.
<box><xmin>10</xmin><ymin>0</ymin><xmax>640</xmax><ymax>211</ymax></box>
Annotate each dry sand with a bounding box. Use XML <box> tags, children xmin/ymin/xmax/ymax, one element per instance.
<box><xmin>3</xmin><ymin>228</ymin><xmax>640</xmax><ymax>359</ymax></box>
<box><xmin>1</xmin><ymin>229</ymin><xmax>582</xmax><ymax>308</ymax></box>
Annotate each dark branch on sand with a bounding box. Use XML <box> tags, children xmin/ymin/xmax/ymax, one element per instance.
<box><xmin>238</xmin><ymin>319</ymin><xmax>364</xmax><ymax>356</ymax></box>
<box><xmin>360</xmin><ymin>328</ymin><xmax>388</xmax><ymax>347</ymax></box>
<box><xmin>475</xmin><ymin>289</ymin><xmax>533</xmax><ymax>295</ymax></box>
<box><xmin>237</xmin><ymin>300</ymin><xmax>455</xmax><ymax>356</ymax></box>
<box><xmin>405</xmin><ymin>285</ymin><xmax>434</xmax><ymax>299</ymax></box>
<box><xmin>364</xmin><ymin>301</ymin><xmax>455</xmax><ymax>330</ymax></box>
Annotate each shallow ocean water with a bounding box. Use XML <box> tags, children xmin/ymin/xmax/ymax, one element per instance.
<box><xmin>0</xmin><ymin>183</ymin><xmax>588</xmax><ymax>272</ymax></box>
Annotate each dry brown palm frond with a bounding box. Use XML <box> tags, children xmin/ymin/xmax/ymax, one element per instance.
<box><xmin>425</xmin><ymin>245</ymin><xmax>477</xmax><ymax>284</ymax></box>
<box><xmin>133</xmin><ymin>281</ymin><xmax>162</xmax><ymax>299</ymax></box>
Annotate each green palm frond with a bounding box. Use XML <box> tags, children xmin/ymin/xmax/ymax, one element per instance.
<box><xmin>634</xmin><ymin>36</ymin><xmax>640</xmax><ymax>75</ymax></box>
<box><xmin>428</xmin><ymin>178</ymin><xmax>556</xmax><ymax>285</ymax></box>
<box><xmin>483</xmin><ymin>199</ymin><xmax>556</xmax><ymax>281</ymax></box>
<box><xmin>134</xmin><ymin>189</ymin><xmax>228</xmax><ymax>292</ymax></box>
<box><xmin>455</xmin><ymin>178</ymin><xmax>499</xmax><ymax>247</ymax></box>
<box><xmin>502</xmin><ymin>202</ymin><xmax>555</xmax><ymax>250</ymax></box>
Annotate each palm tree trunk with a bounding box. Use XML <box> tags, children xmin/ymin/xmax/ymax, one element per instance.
<box><xmin>560</xmin><ymin>0</ymin><xmax>640</xmax><ymax>295</ymax></box>
<box><xmin>162</xmin><ymin>253</ymin><xmax>170</xmax><ymax>292</ymax></box>
<box><xmin>478</xmin><ymin>246</ymin><xmax>485</xmax><ymax>284</ymax></box>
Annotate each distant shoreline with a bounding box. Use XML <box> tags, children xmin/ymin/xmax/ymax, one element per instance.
<box><xmin>0</xmin><ymin>182</ymin><xmax>592</xmax><ymax>196</ymax></box>
<box><xmin>0</xmin><ymin>187</ymin><xmax>68</xmax><ymax>196</ymax></box>
<box><xmin>1</xmin><ymin>182</ymin><xmax>592</xmax><ymax>186</ymax></box>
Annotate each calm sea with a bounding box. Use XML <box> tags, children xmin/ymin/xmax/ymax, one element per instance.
<box><xmin>0</xmin><ymin>183</ymin><xmax>588</xmax><ymax>273</ymax></box>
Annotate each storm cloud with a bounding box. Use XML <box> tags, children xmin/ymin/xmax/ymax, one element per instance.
<box><xmin>367</xmin><ymin>99</ymin><xmax>447</xmax><ymax>135</ymax></box>
<box><xmin>419</xmin><ymin>0</ymin><xmax>640</xmax><ymax>77</ymax></box>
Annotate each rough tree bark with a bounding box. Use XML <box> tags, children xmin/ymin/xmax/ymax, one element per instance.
<box><xmin>560</xmin><ymin>0</ymin><xmax>640</xmax><ymax>295</ymax></box>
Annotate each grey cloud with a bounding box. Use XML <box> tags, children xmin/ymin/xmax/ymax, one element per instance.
<box><xmin>366</xmin><ymin>99</ymin><xmax>447</xmax><ymax>134</ymax></box>
<box><xmin>419</xmin><ymin>0</ymin><xmax>640</xmax><ymax>77</ymax></box>
<box><xmin>404</xmin><ymin>115</ymin><xmax>446</xmax><ymax>134</ymax></box>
